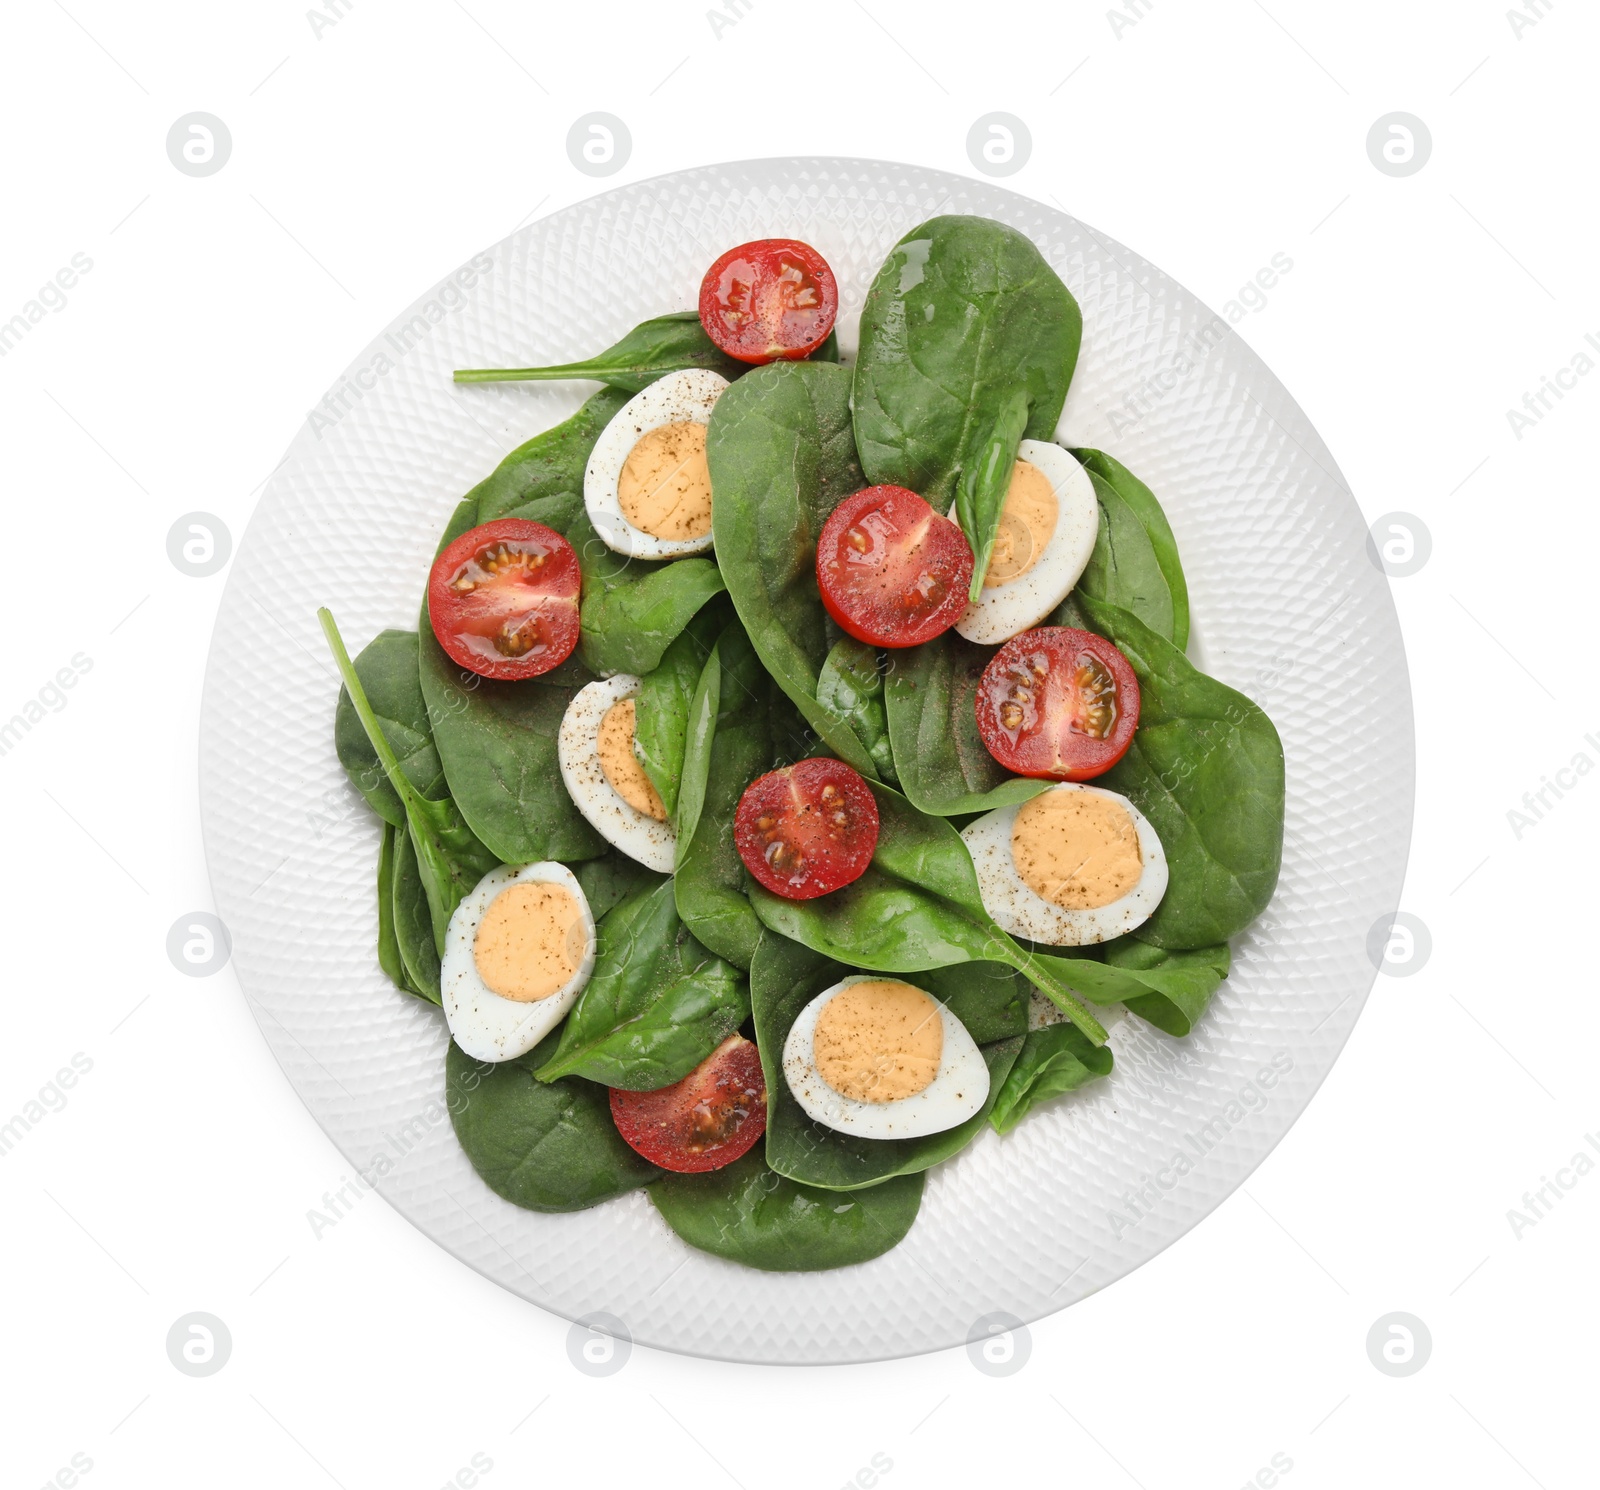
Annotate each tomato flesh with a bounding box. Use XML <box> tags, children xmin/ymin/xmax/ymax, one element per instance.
<box><xmin>734</xmin><ymin>757</ymin><xmax>880</xmax><ymax>900</ymax></box>
<box><xmin>975</xmin><ymin>627</ymin><xmax>1141</xmax><ymax>780</ymax></box>
<box><xmin>610</xmin><ymin>1034</ymin><xmax>767</xmax><ymax>1174</ymax></box>
<box><xmin>426</xmin><ymin>518</ymin><xmax>581</xmax><ymax>681</ymax></box>
<box><xmin>816</xmin><ymin>486</ymin><xmax>974</xmax><ymax>648</ymax></box>
<box><xmin>698</xmin><ymin>238</ymin><xmax>838</xmax><ymax>364</ymax></box>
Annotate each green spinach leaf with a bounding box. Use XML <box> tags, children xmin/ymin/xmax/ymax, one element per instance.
<box><xmin>750</xmin><ymin>933</ymin><xmax>1024</xmax><ymax>1190</ymax></box>
<box><xmin>748</xmin><ymin>783</ymin><xmax>1107</xmax><ymax>1043</ymax></box>
<box><xmin>1074</xmin><ymin>448</ymin><xmax>1189</xmax><ymax>651</ymax></box>
<box><xmin>882</xmin><ymin>630</ymin><xmax>1047</xmax><ymax>816</ymax></box>
<box><xmin>705</xmin><ymin>359</ymin><xmax>877</xmax><ymax>775</ymax></box>
<box><xmin>989</xmin><ymin>1023</ymin><xmax>1113</xmax><ymax>1135</ymax></box>
<box><xmin>391</xmin><ymin>822</ymin><xmax>442</xmax><ymax>1001</ymax></box>
<box><xmin>572</xmin><ymin>847</ymin><xmax>660</xmax><ymax>923</ymax></box>
<box><xmin>334</xmin><ymin>629</ymin><xmax>446</xmax><ymax>827</ymax></box>
<box><xmin>816</xmin><ymin>638</ymin><xmax>897</xmax><ymax>785</ymax></box>
<box><xmin>635</xmin><ymin>602</ymin><xmax>725</xmax><ymax>820</ymax></box>
<box><xmin>446</xmin><ymin>1034</ymin><xmax>660</xmax><ymax>1212</ymax></box>
<box><xmin>1077</xmin><ymin>596</ymin><xmax>1285</xmax><ymax>949</ymax></box>
<box><xmin>1073</xmin><ymin>470</ymin><xmax>1177</xmax><ymax>644</ymax></box>
<box><xmin>454</xmin><ymin>313</ymin><xmax>745</xmax><ymax>394</ymax></box>
<box><xmin>536</xmin><ymin>878</ymin><xmax>749</xmax><ymax>1089</ymax></box>
<box><xmin>852</xmin><ymin>216</ymin><xmax>1082</xmax><ymax>601</ymax></box>
<box><xmin>375</xmin><ymin>823</ymin><xmax>412</xmax><ymax>995</ymax></box>
<box><xmin>649</xmin><ymin>1148</ymin><xmax>924</xmax><ymax>1271</ymax></box>
<box><xmin>1102</xmin><ymin>938</ymin><xmax>1230</xmax><ymax>1036</ymax></box>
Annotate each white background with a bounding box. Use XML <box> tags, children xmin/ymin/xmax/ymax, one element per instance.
<box><xmin>1</xmin><ymin>1</ymin><xmax>1595</xmax><ymax>1486</ymax></box>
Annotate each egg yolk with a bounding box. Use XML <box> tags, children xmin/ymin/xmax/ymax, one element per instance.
<box><xmin>473</xmin><ymin>882</ymin><xmax>586</xmax><ymax>1001</ymax></box>
<box><xmin>618</xmin><ymin>421</ymin><xmax>713</xmax><ymax>541</ymax></box>
<box><xmin>597</xmin><ymin>698</ymin><xmax>668</xmax><ymax>822</ymax></box>
<box><xmin>1011</xmin><ymin>790</ymin><xmax>1142</xmax><ymax>910</ymax></box>
<box><xmin>813</xmin><ymin>980</ymin><xmax>943</xmax><ymax>1103</ymax></box>
<box><xmin>982</xmin><ymin>459</ymin><xmax>1058</xmax><ymax>587</ymax></box>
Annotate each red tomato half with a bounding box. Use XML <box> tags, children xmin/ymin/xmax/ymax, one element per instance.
<box><xmin>610</xmin><ymin>1034</ymin><xmax>767</xmax><ymax>1174</ymax></box>
<box><xmin>734</xmin><ymin>757</ymin><xmax>879</xmax><ymax>900</ymax></box>
<box><xmin>975</xmin><ymin>627</ymin><xmax>1141</xmax><ymax>780</ymax></box>
<box><xmin>816</xmin><ymin>486</ymin><xmax>974</xmax><ymax>648</ymax></box>
<box><xmin>698</xmin><ymin>238</ymin><xmax>838</xmax><ymax>364</ymax></box>
<box><xmin>427</xmin><ymin>518</ymin><xmax>581</xmax><ymax>680</ymax></box>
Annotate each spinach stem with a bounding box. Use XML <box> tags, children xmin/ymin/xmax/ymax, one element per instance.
<box><xmin>453</xmin><ymin>364</ymin><xmax>605</xmax><ymax>383</ymax></box>
<box><xmin>1008</xmin><ymin>948</ymin><xmax>1108</xmax><ymax>1044</ymax></box>
<box><xmin>318</xmin><ymin>607</ymin><xmax>424</xmax><ymax>817</ymax></box>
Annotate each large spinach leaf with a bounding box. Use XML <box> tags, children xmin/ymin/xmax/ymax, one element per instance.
<box><xmin>989</xmin><ymin>1023</ymin><xmax>1113</xmax><ymax>1135</ymax></box>
<box><xmin>672</xmin><ymin>619</ymin><xmax>773</xmax><ymax>970</ymax></box>
<box><xmin>852</xmin><ymin>216</ymin><xmax>1082</xmax><ymax>601</ymax></box>
<box><xmin>417</xmin><ymin>623</ymin><xmax>604</xmax><ymax>866</ymax></box>
<box><xmin>649</xmin><ymin>1148</ymin><xmax>924</xmax><ymax>1271</ymax></box>
<box><xmin>1074</xmin><ymin>448</ymin><xmax>1189</xmax><ymax>651</ymax></box>
<box><xmin>1077</xmin><ymin>596</ymin><xmax>1284</xmax><ymax>949</ymax></box>
<box><xmin>705</xmin><ymin>359</ymin><xmax>877</xmax><ymax>775</ymax></box>
<box><xmin>334</xmin><ymin>629</ymin><xmax>446</xmax><ymax>826</ymax></box>
<box><xmin>747</xmin><ymin>784</ymin><xmax>1107</xmax><ymax>1043</ymax></box>
<box><xmin>882</xmin><ymin>630</ymin><xmax>1047</xmax><ymax>816</ymax></box>
<box><xmin>567</xmin><ymin>506</ymin><xmax>726</xmax><ymax>678</ymax></box>
<box><xmin>750</xmin><ymin>934</ymin><xmax>1024</xmax><ymax>1190</ymax></box>
<box><xmin>391</xmin><ymin>822</ymin><xmax>442</xmax><ymax>1001</ymax></box>
<box><xmin>816</xmin><ymin>638</ymin><xmax>896</xmax><ymax>785</ymax></box>
<box><xmin>322</xmin><ymin>610</ymin><xmax>500</xmax><ymax>955</ymax></box>
<box><xmin>536</xmin><ymin>878</ymin><xmax>749</xmax><ymax>1089</ymax></box>
<box><xmin>634</xmin><ymin>602</ymin><xmax>725</xmax><ymax>820</ymax></box>
<box><xmin>446</xmin><ymin>1034</ymin><xmax>660</xmax><ymax>1212</ymax></box>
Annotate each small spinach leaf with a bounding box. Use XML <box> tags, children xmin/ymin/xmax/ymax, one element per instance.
<box><xmin>750</xmin><ymin>933</ymin><xmax>1023</xmax><ymax>1190</ymax></box>
<box><xmin>635</xmin><ymin>601</ymin><xmax>725</xmax><ymax>820</ymax></box>
<box><xmin>1073</xmin><ymin>470</ymin><xmax>1176</xmax><ymax>645</ymax></box>
<box><xmin>705</xmin><ymin>359</ymin><xmax>877</xmax><ymax>775</ymax></box>
<box><xmin>1074</xmin><ymin>448</ymin><xmax>1190</xmax><ymax>651</ymax></box>
<box><xmin>816</xmin><ymin>638</ymin><xmax>897</xmax><ymax>785</ymax></box>
<box><xmin>567</xmin><ymin>506</ymin><xmax>727</xmax><ymax>678</ymax></box>
<box><xmin>536</xmin><ymin>878</ymin><xmax>749</xmax><ymax>1089</ymax></box>
<box><xmin>649</xmin><ymin>1148</ymin><xmax>924</xmax><ymax>1271</ymax></box>
<box><xmin>572</xmin><ymin>847</ymin><xmax>660</xmax><ymax>923</ymax></box>
<box><xmin>882</xmin><ymin>630</ymin><xmax>1047</xmax><ymax>816</ymax></box>
<box><xmin>748</xmin><ymin>784</ymin><xmax>1107</xmax><ymax>1043</ymax></box>
<box><xmin>391</xmin><ymin>822</ymin><xmax>442</xmax><ymax>1001</ymax></box>
<box><xmin>989</xmin><ymin>1024</ymin><xmax>1113</xmax><ymax>1135</ymax></box>
<box><xmin>334</xmin><ymin>629</ymin><xmax>446</xmax><ymax>827</ymax></box>
<box><xmin>446</xmin><ymin>1034</ymin><xmax>660</xmax><ymax>1212</ymax></box>
<box><xmin>1077</xmin><ymin>596</ymin><xmax>1285</xmax><ymax>949</ymax></box>
<box><xmin>852</xmin><ymin>216</ymin><xmax>1082</xmax><ymax>601</ymax></box>
<box><xmin>1103</xmin><ymin>938</ymin><xmax>1230</xmax><ymax>1036</ymax></box>
<box><xmin>454</xmin><ymin>313</ymin><xmax>745</xmax><ymax>394</ymax></box>
<box><xmin>375</xmin><ymin>823</ymin><xmax>412</xmax><ymax>995</ymax></box>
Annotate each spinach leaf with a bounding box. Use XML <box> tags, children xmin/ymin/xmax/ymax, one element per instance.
<box><xmin>334</xmin><ymin>629</ymin><xmax>446</xmax><ymax>827</ymax></box>
<box><xmin>391</xmin><ymin>822</ymin><xmax>442</xmax><ymax>1001</ymax></box>
<box><xmin>1074</xmin><ymin>448</ymin><xmax>1189</xmax><ymax>651</ymax></box>
<box><xmin>816</xmin><ymin>638</ymin><xmax>897</xmax><ymax>785</ymax></box>
<box><xmin>882</xmin><ymin>630</ymin><xmax>1047</xmax><ymax>816</ymax></box>
<box><xmin>852</xmin><ymin>216</ymin><xmax>1082</xmax><ymax>601</ymax></box>
<box><xmin>417</xmin><ymin>623</ymin><xmax>605</xmax><ymax>866</ymax></box>
<box><xmin>1077</xmin><ymin>596</ymin><xmax>1285</xmax><ymax>949</ymax></box>
<box><xmin>989</xmin><ymin>1023</ymin><xmax>1113</xmax><ymax>1135</ymax></box>
<box><xmin>454</xmin><ymin>313</ymin><xmax>746</xmax><ymax>394</ymax></box>
<box><xmin>375</xmin><ymin>823</ymin><xmax>412</xmax><ymax>995</ymax></box>
<box><xmin>322</xmin><ymin>610</ymin><xmax>500</xmax><ymax>954</ymax></box>
<box><xmin>705</xmin><ymin>359</ymin><xmax>878</xmax><ymax>776</ymax></box>
<box><xmin>1073</xmin><ymin>470</ymin><xmax>1177</xmax><ymax>644</ymax></box>
<box><xmin>649</xmin><ymin>1148</ymin><xmax>924</xmax><ymax>1271</ymax></box>
<box><xmin>446</xmin><ymin>1034</ymin><xmax>660</xmax><ymax>1212</ymax></box>
<box><xmin>672</xmin><ymin>619</ymin><xmax>772</xmax><ymax>969</ymax></box>
<box><xmin>1103</xmin><ymin>938</ymin><xmax>1230</xmax><ymax>1036</ymax></box>
<box><xmin>572</xmin><ymin>847</ymin><xmax>660</xmax><ymax>923</ymax></box>
<box><xmin>635</xmin><ymin>601</ymin><xmax>725</xmax><ymax>820</ymax></box>
<box><xmin>748</xmin><ymin>783</ymin><xmax>1108</xmax><ymax>1043</ymax></box>
<box><xmin>536</xmin><ymin>878</ymin><xmax>749</xmax><ymax>1089</ymax></box>
<box><xmin>567</xmin><ymin>506</ymin><xmax>726</xmax><ymax>678</ymax></box>
<box><xmin>750</xmin><ymin>933</ymin><xmax>1024</xmax><ymax>1190</ymax></box>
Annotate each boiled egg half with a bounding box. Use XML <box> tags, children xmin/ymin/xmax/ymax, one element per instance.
<box><xmin>952</xmin><ymin>440</ymin><xmax>1098</xmax><ymax>645</ymax></box>
<box><xmin>442</xmin><ymin>861</ymin><xmax>597</xmax><ymax>1063</ymax></box>
<box><xmin>782</xmin><ymin>975</ymin><xmax>990</xmax><ymax>1139</ymax></box>
<box><xmin>558</xmin><ymin>674</ymin><xmax>675</xmax><ymax>872</ymax></box>
<box><xmin>584</xmin><ymin>367</ymin><xmax>728</xmax><ymax>558</ymax></box>
<box><xmin>962</xmin><ymin>782</ymin><xmax>1167</xmax><ymax>945</ymax></box>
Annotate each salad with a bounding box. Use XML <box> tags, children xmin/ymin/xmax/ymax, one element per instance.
<box><xmin>323</xmin><ymin>220</ymin><xmax>1286</xmax><ymax>1274</ymax></box>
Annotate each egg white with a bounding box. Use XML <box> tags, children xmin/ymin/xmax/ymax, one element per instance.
<box><xmin>782</xmin><ymin>976</ymin><xmax>991</xmax><ymax>1140</ymax></box>
<box><xmin>558</xmin><ymin>675</ymin><xmax>676</xmax><ymax>872</ymax></box>
<box><xmin>441</xmin><ymin>861</ymin><xmax>597</xmax><ymax>1064</ymax></box>
<box><xmin>953</xmin><ymin>439</ymin><xmax>1099</xmax><ymax>645</ymax></box>
<box><xmin>584</xmin><ymin>367</ymin><xmax>728</xmax><ymax>558</ymax></box>
<box><xmin>961</xmin><ymin>782</ymin><xmax>1168</xmax><ymax>946</ymax></box>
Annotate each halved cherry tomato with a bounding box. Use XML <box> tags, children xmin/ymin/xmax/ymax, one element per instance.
<box><xmin>698</xmin><ymin>238</ymin><xmax>838</xmax><ymax>364</ymax></box>
<box><xmin>816</xmin><ymin>486</ymin><xmax>974</xmax><ymax>648</ymax></box>
<box><xmin>734</xmin><ymin>757</ymin><xmax>879</xmax><ymax>900</ymax></box>
<box><xmin>975</xmin><ymin>626</ymin><xmax>1141</xmax><ymax>780</ymax></box>
<box><xmin>610</xmin><ymin>1034</ymin><xmax>767</xmax><ymax>1174</ymax></box>
<box><xmin>426</xmin><ymin>518</ymin><xmax>581</xmax><ymax>681</ymax></box>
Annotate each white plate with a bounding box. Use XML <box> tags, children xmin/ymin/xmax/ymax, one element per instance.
<box><xmin>198</xmin><ymin>159</ymin><xmax>1413</xmax><ymax>1364</ymax></box>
